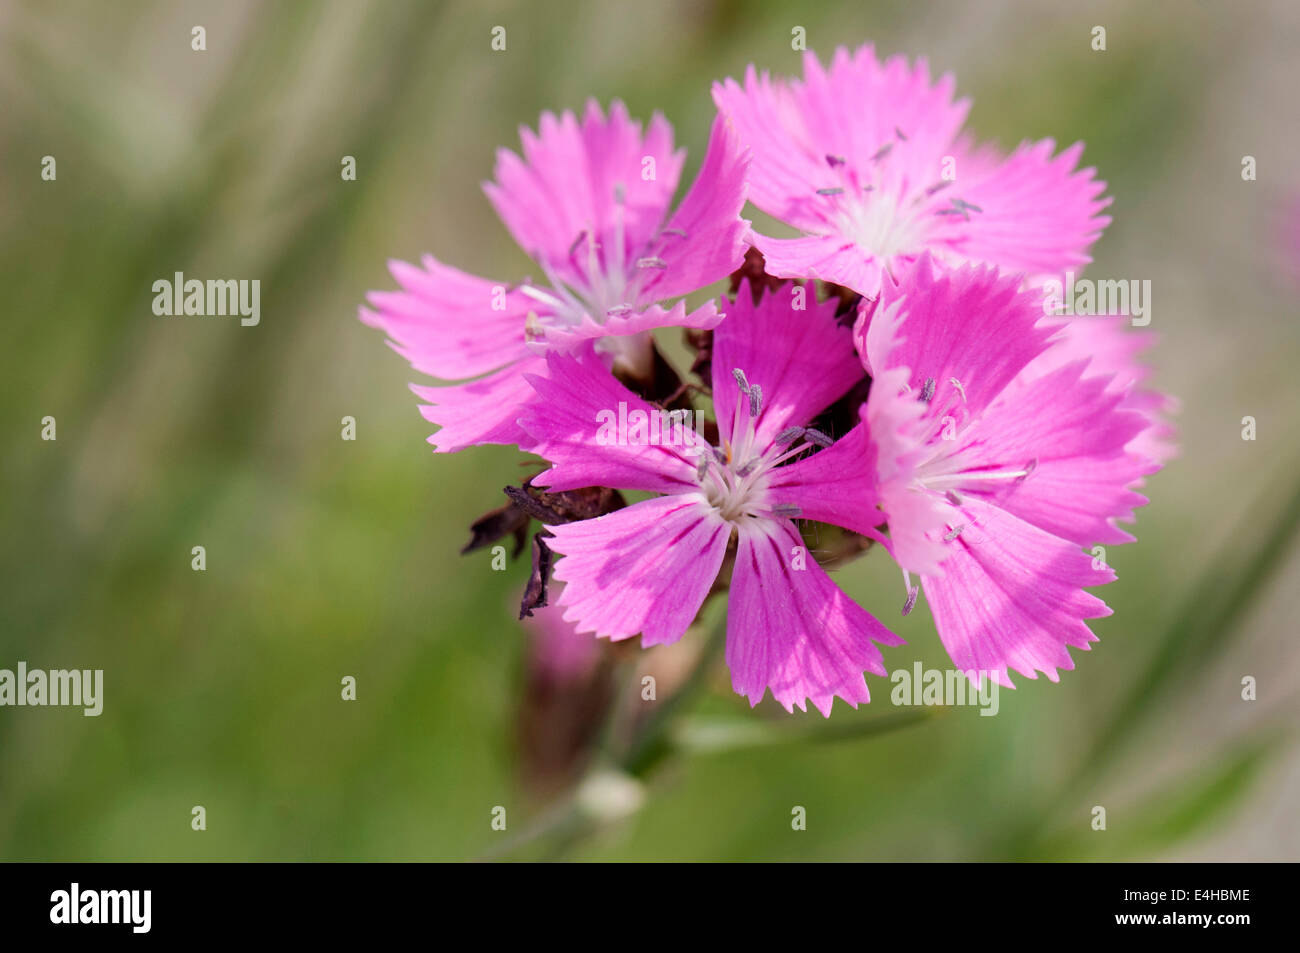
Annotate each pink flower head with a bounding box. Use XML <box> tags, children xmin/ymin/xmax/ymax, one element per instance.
<box><xmin>518</xmin><ymin>283</ymin><xmax>904</xmax><ymax>716</ymax></box>
<box><xmin>360</xmin><ymin>100</ymin><xmax>751</xmax><ymax>452</ymax></box>
<box><xmin>712</xmin><ymin>45</ymin><xmax>1111</xmax><ymax>297</ymax></box>
<box><xmin>859</xmin><ymin>255</ymin><xmax>1165</xmax><ymax>688</ymax></box>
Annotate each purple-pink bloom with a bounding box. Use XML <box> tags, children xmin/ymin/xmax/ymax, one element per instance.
<box><xmin>518</xmin><ymin>284</ymin><xmax>903</xmax><ymax>716</ymax></box>
<box><xmin>359</xmin><ymin>100</ymin><xmax>750</xmax><ymax>452</ymax></box>
<box><xmin>857</xmin><ymin>256</ymin><xmax>1165</xmax><ymax>687</ymax></box>
<box><xmin>713</xmin><ymin>45</ymin><xmax>1111</xmax><ymax>297</ymax></box>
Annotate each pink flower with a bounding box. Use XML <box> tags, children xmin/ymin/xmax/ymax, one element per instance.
<box><xmin>518</xmin><ymin>284</ymin><xmax>903</xmax><ymax>716</ymax></box>
<box><xmin>712</xmin><ymin>45</ymin><xmax>1111</xmax><ymax>297</ymax></box>
<box><xmin>858</xmin><ymin>256</ymin><xmax>1165</xmax><ymax>687</ymax></box>
<box><xmin>360</xmin><ymin>100</ymin><xmax>751</xmax><ymax>452</ymax></box>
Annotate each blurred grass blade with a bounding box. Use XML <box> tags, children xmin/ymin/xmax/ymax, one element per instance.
<box><xmin>673</xmin><ymin>708</ymin><xmax>937</xmax><ymax>755</ymax></box>
<box><xmin>1079</xmin><ymin>460</ymin><xmax>1300</xmax><ymax>778</ymax></box>
<box><xmin>1026</xmin><ymin>740</ymin><xmax>1275</xmax><ymax>860</ymax></box>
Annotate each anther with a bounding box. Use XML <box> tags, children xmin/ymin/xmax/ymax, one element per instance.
<box><xmin>636</xmin><ymin>257</ymin><xmax>668</xmax><ymax>270</ymax></box>
<box><xmin>732</xmin><ymin>368</ymin><xmax>751</xmax><ymax>393</ymax></box>
<box><xmin>771</xmin><ymin>503</ymin><xmax>802</xmax><ymax>519</ymax></box>
<box><xmin>826</xmin><ymin>153</ymin><xmax>847</xmax><ymax>167</ymax></box>
<box><xmin>660</xmin><ymin>226</ymin><xmax>687</xmax><ymax>238</ymax></box>
<box><xmin>748</xmin><ymin>384</ymin><xmax>762</xmax><ymax>418</ymax></box>
<box><xmin>817</xmin><ymin>187</ymin><xmax>845</xmax><ymax>196</ymax></box>
<box><xmin>949</xmin><ymin>377</ymin><xmax>967</xmax><ymax>402</ymax></box>
<box><xmin>872</xmin><ymin>143</ymin><xmax>893</xmax><ymax>162</ymax></box>
<box><xmin>804</xmin><ymin>428</ymin><xmax>834</xmax><ymax>448</ymax></box>
<box><xmin>775</xmin><ymin>426</ymin><xmax>805</xmax><ymax>445</ymax></box>
<box><xmin>568</xmin><ymin>232</ymin><xmax>588</xmax><ymax>257</ymax></box>
<box><xmin>895</xmin><ymin>126</ymin><xmax>908</xmax><ymax>141</ymax></box>
<box><xmin>901</xmin><ymin>586</ymin><xmax>919</xmax><ymax>616</ymax></box>
<box><xmin>943</xmin><ymin>524</ymin><xmax>965</xmax><ymax>542</ymax></box>
<box><xmin>919</xmin><ymin>377</ymin><xmax>936</xmax><ymax>403</ymax></box>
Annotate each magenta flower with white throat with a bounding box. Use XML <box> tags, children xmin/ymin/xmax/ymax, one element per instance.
<box><xmin>518</xmin><ymin>283</ymin><xmax>903</xmax><ymax>716</ymax></box>
<box><xmin>360</xmin><ymin>100</ymin><xmax>750</xmax><ymax>452</ymax></box>
<box><xmin>713</xmin><ymin>45</ymin><xmax>1111</xmax><ymax>297</ymax></box>
<box><xmin>858</xmin><ymin>256</ymin><xmax>1165</xmax><ymax>688</ymax></box>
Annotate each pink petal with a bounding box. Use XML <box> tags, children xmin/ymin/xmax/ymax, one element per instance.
<box><xmin>484</xmin><ymin>100</ymin><xmax>685</xmax><ymax>287</ymax></box>
<box><xmin>412</xmin><ymin>356</ymin><xmax>543</xmax><ymax>453</ymax></box>
<box><xmin>727</xmin><ymin>519</ymin><xmax>903</xmax><ymax>716</ymax></box>
<box><xmin>750</xmin><ymin>233</ymin><xmax>886</xmax><ymax>295</ymax></box>
<box><xmin>858</xmin><ymin>343</ymin><xmax>951</xmax><ymax>576</ymax></box>
<box><xmin>712</xmin><ymin>282</ymin><xmax>863</xmax><ymax>450</ymax></box>
<box><xmin>765</xmin><ymin>421</ymin><xmax>885</xmax><ymax>538</ymax></box>
<box><xmin>1024</xmin><ymin>314</ymin><xmax>1178</xmax><ymax>465</ymax></box>
<box><xmin>530</xmin><ymin>299</ymin><xmax>722</xmax><ymax>352</ymax></box>
<box><xmin>936</xmin><ymin>139</ymin><xmax>1112</xmax><ymax>286</ymax></box>
<box><xmin>865</xmin><ymin>256</ymin><xmax>1054</xmax><ymax>419</ymax></box>
<box><xmin>549</xmin><ymin>495</ymin><xmax>729</xmax><ymax>646</ymax></box>
<box><xmin>955</xmin><ymin>361</ymin><xmax>1154</xmax><ymax>545</ymax></box>
<box><xmin>921</xmin><ymin>497</ymin><xmax>1113</xmax><ymax>687</ymax></box>
<box><xmin>360</xmin><ymin>255</ymin><xmax>531</xmax><ymax>380</ymax></box>
<box><xmin>519</xmin><ymin>352</ymin><xmax>704</xmax><ymax>494</ymax></box>
<box><xmin>634</xmin><ymin>113</ymin><xmax>751</xmax><ymax>303</ymax></box>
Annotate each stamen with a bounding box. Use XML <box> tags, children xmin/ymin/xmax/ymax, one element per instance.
<box><xmin>636</xmin><ymin>257</ymin><xmax>667</xmax><ymax>270</ymax></box>
<box><xmin>943</xmin><ymin>524</ymin><xmax>965</xmax><ymax>541</ymax></box>
<box><xmin>613</xmin><ymin>184</ymin><xmax>626</xmax><ymax>204</ymax></box>
<box><xmin>660</xmin><ymin>227</ymin><xmax>687</xmax><ymax>238</ymax></box>
<box><xmin>520</xmin><ymin>284</ymin><xmax>564</xmax><ymax>308</ymax></box>
<box><xmin>872</xmin><ymin>143</ymin><xmax>893</xmax><ymax>162</ymax></box>
<box><xmin>748</xmin><ymin>384</ymin><xmax>762</xmax><ymax>418</ymax></box>
<box><xmin>735</xmin><ymin>459</ymin><xmax>759</xmax><ymax>477</ymax></box>
<box><xmin>568</xmin><ymin>231</ymin><xmax>588</xmax><ymax>258</ymax></box>
<box><xmin>919</xmin><ymin>377</ymin><xmax>936</xmax><ymax>403</ymax></box>
<box><xmin>949</xmin><ymin>377</ymin><xmax>967</xmax><ymax>402</ymax></box>
<box><xmin>775</xmin><ymin>425</ymin><xmax>805</xmax><ymax>445</ymax></box>
<box><xmin>695</xmin><ymin>454</ymin><xmax>710</xmax><ymax>481</ymax></box>
<box><xmin>771</xmin><ymin>503</ymin><xmax>802</xmax><ymax>519</ymax></box>
<box><xmin>804</xmin><ymin>428</ymin><xmax>834</xmax><ymax>448</ymax></box>
<box><xmin>945</xmin><ymin>489</ymin><xmax>963</xmax><ymax>506</ymax></box>
<box><xmin>605</xmin><ymin>305</ymin><xmax>633</xmax><ymax>317</ymax></box>
<box><xmin>826</xmin><ymin>153</ymin><xmax>847</xmax><ymax>167</ymax></box>
<box><xmin>936</xmin><ymin>198</ymin><xmax>984</xmax><ymax>222</ymax></box>
<box><xmin>732</xmin><ymin>368</ymin><xmax>750</xmax><ymax>394</ymax></box>
<box><xmin>1017</xmin><ymin>458</ymin><xmax>1038</xmax><ymax>483</ymax></box>
<box><xmin>901</xmin><ymin>585</ymin><xmax>919</xmax><ymax>616</ymax></box>
<box><xmin>817</xmin><ymin>187</ymin><xmax>845</xmax><ymax>196</ymax></box>
<box><xmin>523</xmin><ymin>312</ymin><xmax>544</xmax><ymax>342</ymax></box>
<box><xmin>895</xmin><ymin>126</ymin><xmax>908</xmax><ymax>141</ymax></box>
<box><xmin>925</xmin><ymin>181</ymin><xmax>952</xmax><ymax>196</ymax></box>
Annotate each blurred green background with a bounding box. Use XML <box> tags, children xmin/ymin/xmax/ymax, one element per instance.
<box><xmin>2</xmin><ymin>0</ymin><xmax>1298</xmax><ymax>861</ymax></box>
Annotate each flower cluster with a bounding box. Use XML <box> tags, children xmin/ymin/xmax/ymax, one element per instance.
<box><xmin>362</xmin><ymin>44</ymin><xmax>1171</xmax><ymax>716</ymax></box>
